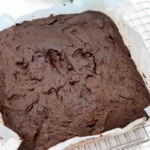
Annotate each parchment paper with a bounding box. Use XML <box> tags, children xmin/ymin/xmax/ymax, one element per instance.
<box><xmin>0</xmin><ymin>0</ymin><xmax>150</xmax><ymax>149</ymax></box>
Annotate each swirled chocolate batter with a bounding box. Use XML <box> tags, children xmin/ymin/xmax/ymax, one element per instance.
<box><xmin>0</xmin><ymin>11</ymin><xmax>150</xmax><ymax>150</ymax></box>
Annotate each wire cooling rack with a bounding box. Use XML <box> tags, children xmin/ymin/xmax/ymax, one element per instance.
<box><xmin>124</xmin><ymin>0</ymin><xmax>150</xmax><ymax>52</ymax></box>
<box><xmin>68</xmin><ymin>0</ymin><xmax>150</xmax><ymax>150</ymax></box>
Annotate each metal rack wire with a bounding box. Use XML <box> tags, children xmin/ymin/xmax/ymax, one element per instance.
<box><xmin>124</xmin><ymin>0</ymin><xmax>150</xmax><ymax>52</ymax></box>
<box><xmin>70</xmin><ymin>122</ymin><xmax>150</xmax><ymax>150</ymax></box>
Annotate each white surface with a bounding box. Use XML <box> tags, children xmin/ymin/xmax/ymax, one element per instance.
<box><xmin>0</xmin><ymin>0</ymin><xmax>54</xmax><ymax>19</ymax></box>
<box><xmin>145</xmin><ymin>106</ymin><xmax>150</xmax><ymax>117</ymax></box>
<box><xmin>0</xmin><ymin>123</ymin><xmax>21</xmax><ymax>150</ymax></box>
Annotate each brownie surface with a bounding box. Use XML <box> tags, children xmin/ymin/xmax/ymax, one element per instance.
<box><xmin>0</xmin><ymin>11</ymin><xmax>150</xmax><ymax>150</ymax></box>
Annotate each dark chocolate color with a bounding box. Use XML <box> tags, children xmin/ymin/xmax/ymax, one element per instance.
<box><xmin>0</xmin><ymin>11</ymin><xmax>150</xmax><ymax>150</ymax></box>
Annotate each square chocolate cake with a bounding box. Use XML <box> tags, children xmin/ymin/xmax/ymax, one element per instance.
<box><xmin>0</xmin><ymin>11</ymin><xmax>150</xmax><ymax>150</ymax></box>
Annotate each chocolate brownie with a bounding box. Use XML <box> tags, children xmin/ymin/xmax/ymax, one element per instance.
<box><xmin>0</xmin><ymin>11</ymin><xmax>149</xmax><ymax>150</ymax></box>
